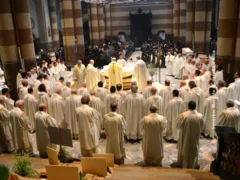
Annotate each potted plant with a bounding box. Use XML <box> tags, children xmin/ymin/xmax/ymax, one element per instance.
<box><xmin>0</xmin><ymin>164</ymin><xmax>9</xmax><ymax>180</ymax></box>
<box><xmin>147</xmin><ymin>63</ymin><xmax>157</xmax><ymax>81</ymax></box>
<box><xmin>11</xmin><ymin>154</ymin><xmax>39</xmax><ymax>178</ymax></box>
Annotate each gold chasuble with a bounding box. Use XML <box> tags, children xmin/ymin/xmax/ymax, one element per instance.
<box><xmin>108</xmin><ymin>62</ymin><xmax>123</xmax><ymax>89</ymax></box>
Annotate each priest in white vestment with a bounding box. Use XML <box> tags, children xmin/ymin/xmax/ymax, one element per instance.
<box><xmin>37</xmin><ymin>84</ymin><xmax>51</xmax><ymax>114</ymax></box>
<box><xmin>10</xmin><ymin>100</ymin><xmax>32</xmax><ymax>153</ymax></box>
<box><xmin>16</xmin><ymin>69</ymin><xmax>22</xmax><ymax>90</ymax></box>
<box><xmin>175</xmin><ymin>101</ymin><xmax>203</xmax><ymax>169</ymax></box>
<box><xmin>203</xmin><ymin>88</ymin><xmax>219</xmax><ymax>138</ymax></box>
<box><xmin>61</xmin><ymin>82</ymin><xmax>71</xmax><ymax>100</ymax></box>
<box><xmin>0</xmin><ymin>96</ymin><xmax>13</xmax><ymax>152</ymax></box>
<box><xmin>216</xmin><ymin>81</ymin><xmax>228</xmax><ymax>115</ymax></box>
<box><xmin>42</xmin><ymin>75</ymin><xmax>53</xmax><ymax>95</ymax></box>
<box><xmin>194</xmin><ymin>70</ymin><xmax>203</xmax><ymax>90</ymax></box>
<box><xmin>201</xmin><ymin>71</ymin><xmax>212</xmax><ymax>92</ymax></box>
<box><xmin>165</xmin><ymin>52</ymin><xmax>174</xmax><ymax>75</ymax></box>
<box><xmin>108</xmin><ymin>58</ymin><xmax>123</xmax><ymax>88</ymax></box>
<box><xmin>185</xmin><ymin>81</ymin><xmax>205</xmax><ymax>115</ymax></box>
<box><xmin>89</xmin><ymin>90</ymin><xmax>105</xmax><ymax>135</ymax></box>
<box><xmin>142</xmin><ymin>80</ymin><xmax>153</xmax><ymax>99</ymax></box>
<box><xmin>2</xmin><ymin>88</ymin><xmax>14</xmax><ymax>110</ymax></box>
<box><xmin>140</xmin><ymin>104</ymin><xmax>166</xmax><ymax>166</ymax></box>
<box><xmin>19</xmin><ymin>79</ymin><xmax>29</xmax><ymax>100</ymax></box>
<box><xmin>218</xmin><ymin>100</ymin><xmax>240</xmax><ymax>132</ymax></box>
<box><xmin>76</xmin><ymin>96</ymin><xmax>100</xmax><ymax>157</ymax></box>
<box><xmin>33</xmin><ymin>75</ymin><xmax>43</xmax><ymax>99</ymax></box>
<box><xmin>24</xmin><ymin>88</ymin><xmax>38</xmax><ymax>132</ymax></box>
<box><xmin>35</xmin><ymin>104</ymin><xmax>58</xmax><ymax>158</ymax></box>
<box><xmin>77</xmin><ymin>82</ymin><xmax>90</xmax><ymax>97</ymax></box>
<box><xmin>166</xmin><ymin>90</ymin><xmax>185</xmax><ymax>141</ymax></box>
<box><xmin>117</xmin><ymin>55</ymin><xmax>126</xmax><ymax>66</ymax></box>
<box><xmin>159</xmin><ymin>79</ymin><xmax>173</xmax><ymax>116</ymax></box>
<box><xmin>116</xmin><ymin>84</ymin><xmax>127</xmax><ymax>98</ymax></box>
<box><xmin>65</xmin><ymin>90</ymin><xmax>82</xmax><ymax>139</ymax></box>
<box><xmin>228</xmin><ymin>81</ymin><xmax>238</xmax><ymax>100</ymax></box>
<box><xmin>72</xmin><ymin>60</ymin><xmax>86</xmax><ymax>90</ymax></box>
<box><xmin>145</xmin><ymin>87</ymin><xmax>163</xmax><ymax>115</ymax></box>
<box><xmin>104</xmin><ymin>103</ymin><xmax>126</xmax><ymax>164</ymax></box>
<box><xmin>179</xmin><ymin>81</ymin><xmax>190</xmax><ymax>103</ymax></box>
<box><xmin>95</xmin><ymin>81</ymin><xmax>109</xmax><ymax>115</ymax></box>
<box><xmin>234</xmin><ymin>72</ymin><xmax>240</xmax><ymax>101</ymax></box>
<box><xmin>134</xmin><ymin>57</ymin><xmax>148</xmax><ymax>92</ymax></box>
<box><xmin>106</xmin><ymin>86</ymin><xmax>123</xmax><ymax>115</ymax></box>
<box><xmin>27</xmin><ymin>72</ymin><xmax>34</xmax><ymax>88</ymax></box>
<box><xmin>213</xmin><ymin>65</ymin><xmax>223</xmax><ymax>85</ymax></box>
<box><xmin>86</xmin><ymin>60</ymin><xmax>99</xmax><ymax>91</ymax></box>
<box><xmin>123</xmin><ymin>85</ymin><xmax>145</xmax><ymax>140</ymax></box>
<box><xmin>49</xmin><ymin>86</ymin><xmax>65</xmax><ymax>127</ymax></box>
<box><xmin>54</xmin><ymin>77</ymin><xmax>64</xmax><ymax>90</ymax></box>
<box><xmin>173</xmin><ymin>53</ymin><xmax>184</xmax><ymax>78</ymax></box>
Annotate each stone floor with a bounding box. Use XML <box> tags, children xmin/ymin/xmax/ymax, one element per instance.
<box><xmin>29</xmin><ymin>133</ymin><xmax>217</xmax><ymax>171</ymax></box>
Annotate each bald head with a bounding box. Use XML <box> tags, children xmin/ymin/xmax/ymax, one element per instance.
<box><xmin>71</xmin><ymin>89</ymin><xmax>77</xmax><ymax>94</ymax></box>
<box><xmin>16</xmin><ymin>100</ymin><xmax>24</xmax><ymax>109</ymax></box>
<box><xmin>77</xmin><ymin>60</ymin><xmax>82</xmax><ymax>65</ymax></box>
<box><xmin>82</xmin><ymin>82</ymin><xmax>87</xmax><ymax>88</ymax></box>
<box><xmin>189</xmin><ymin>81</ymin><xmax>197</xmax><ymax>89</ymax></box>
<box><xmin>81</xmin><ymin>96</ymin><xmax>90</xmax><ymax>104</ymax></box>
<box><xmin>22</xmin><ymin>79</ymin><xmax>28</xmax><ymax>87</ymax></box>
<box><xmin>38</xmin><ymin>103</ymin><xmax>47</xmax><ymax>112</ymax></box>
<box><xmin>165</xmin><ymin>79</ymin><xmax>170</xmax><ymax>86</ymax></box>
<box><xmin>131</xmin><ymin>85</ymin><xmax>138</xmax><ymax>93</ymax></box>
<box><xmin>180</xmin><ymin>81</ymin><xmax>186</xmax><ymax>88</ymax></box>
<box><xmin>90</xmin><ymin>90</ymin><xmax>96</xmax><ymax>96</ymax></box>
<box><xmin>131</xmin><ymin>81</ymin><xmax>137</xmax><ymax>86</ymax></box>
<box><xmin>151</xmin><ymin>87</ymin><xmax>157</xmax><ymax>95</ymax></box>
<box><xmin>226</xmin><ymin>100</ymin><xmax>235</xmax><ymax>108</ymax></box>
<box><xmin>66</xmin><ymin>82</ymin><xmax>71</xmax><ymax>87</ymax></box>
<box><xmin>218</xmin><ymin>80</ymin><xmax>226</xmax><ymax>89</ymax></box>
<box><xmin>150</xmin><ymin>104</ymin><xmax>158</xmax><ymax>113</ymax></box>
<box><xmin>90</xmin><ymin>60</ymin><xmax>94</xmax><ymax>65</ymax></box>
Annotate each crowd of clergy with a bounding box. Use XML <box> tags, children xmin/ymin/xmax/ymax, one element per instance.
<box><xmin>0</xmin><ymin>53</ymin><xmax>240</xmax><ymax>170</ymax></box>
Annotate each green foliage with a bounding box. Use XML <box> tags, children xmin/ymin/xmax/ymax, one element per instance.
<box><xmin>59</xmin><ymin>146</ymin><xmax>72</xmax><ymax>163</ymax></box>
<box><xmin>0</xmin><ymin>164</ymin><xmax>9</xmax><ymax>180</ymax></box>
<box><xmin>79</xmin><ymin>172</ymin><xmax>85</xmax><ymax>180</ymax></box>
<box><xmin>12</xmin><ymin>153</ymin><xmax>39</xmax><ymax>178</ymax></box>
<box><xmin>147</xmin><ymin>63</ymin><xmax>157</xmax><ymax>77</ymax></box>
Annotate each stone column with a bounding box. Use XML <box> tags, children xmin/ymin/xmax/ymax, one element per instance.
<box><xmin>173</xmin><ymin>0</ymin><xmax>180</xmax><ymax>43</ymax></box>
<box><xmin>72</xmin><ymin>0</ymin><xmax>85</xmax><ymax>59</ymax></box>
<box><xmin>89</xmin><ymin>3</ymin><xmax>105</xmax><ymax>46</ymax></box>
<box><xmin>13</xmin><ymin>0</ymin><xmax>36</xmax><ymax>70</ymax></box>
<box><xmin>88</xmin><ymin>7</ymin><xmax>93</xmax><ymax>46</ymax></box>
<box><xmin>35</xmin><ymin>0</ymin><xmax>53</xmax><ymax>50</ymax></box>
<box><xmin>97</xmin><ymin>4</ymin><xmax>105</xmax><ymax>45</ymax></box>
<box><xmin>0</xmin><ymin>0</ymin><xmax>19</xmax><ymax>91</ymax></box>
<box><xmin>49</xmin><ymin>0</ymin><xmax>60</xmax><ymax>48</ymax></box>
<box><xmin>233</xmin><ymin>3</ymin><xmax>240</xmax><ymax>72</ymax></box>
<box><xmin>217</xmin><ymin>0</ymin><xmax>239</xmax><ymax>77</ymax></box>
<box><xmin>194</xmin><ymin>0</ymin><xmax>212</xmax><ymax>53</ymax></box>
<box><xmin>185</xmin><ymin>0</ymin><xmax>194</xmax><ymax>48</ymax></box>
<box><xmin>179</xmin><ymin>0</ymin><xmax>187</xmax><ymax>43</ymax></box>
<box><xmin>60</xmin><ymin>0</ymin><xmax>76</xmax><ymax>65</ymax></box>
<box><xmin>90</xmin><ymin>3</ymin><xmax>100</xmax><ymax>46</ymax></box>
<box><xmin>105</xmin><ymin>4</ymin><xmax>112</xmax><ymax>40</ymax></box>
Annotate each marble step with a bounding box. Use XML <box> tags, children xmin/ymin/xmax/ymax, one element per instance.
<box><xmin>112</xmin><ymin>165</ymin><xmax>220</xmax><ymax>180</ymax></box>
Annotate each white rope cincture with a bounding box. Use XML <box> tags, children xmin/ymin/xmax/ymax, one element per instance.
<box><xmin>212</xmin><ymin>94</ymin><xmax>217</xmax><ymax>131</ymax></box>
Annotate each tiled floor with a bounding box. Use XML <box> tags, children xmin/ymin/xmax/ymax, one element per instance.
<box><xmin>28</xmin><ymin>133</ymin><xmax>217</xmax><ymax>171</ymax></box>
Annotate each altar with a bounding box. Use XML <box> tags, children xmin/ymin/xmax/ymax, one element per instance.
<box><xmin>100</xmin><ymin>66</ymin><xmax>134</xmax><ymax>90</ymax></box>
